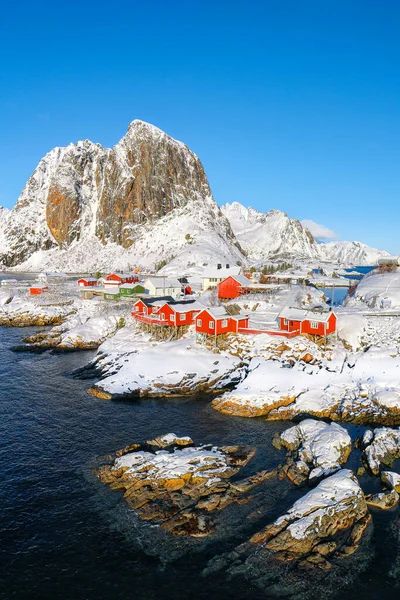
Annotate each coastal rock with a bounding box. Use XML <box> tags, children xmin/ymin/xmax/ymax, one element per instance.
<box><xmin>0</xmin><ymin>293</ymin><xmax>74</xmax><ymax>328</ymax></box>
<box><xmin>87</xmin><ymin>338</ymin><xmax>247</xmax><ymax>399</ymax></box>
<box><xmin>381</xmin><ymin>470</ymin><xmax>400</xmax><ymax>492</ymax></box>
<box><xmin>362</xmin><ymin>427</ymin><xmax>400</xmax><ymax>475</ymax></box>
<box><xmin>249</xmin><ymin>470</ymin><xmax>369</xmax><ymax>564</ymax></box>
<box><xmin>275</xmin><ymin>419</ymin><xmax>352</xmax><ymax>484</ymax></box>
<box><xmin>97</xmin><ymin>434</ymin><xmax>276</xmax><ymax>537</ymax></box>
<box><xmin>212</xmin><ymin>355</ymin><xmax>400</xmax><ymax>426</ymax></box>
<box><xmin>365</xmin><ymin>490</ymin><xmax>399</xmax><ymax>510</ymax></box>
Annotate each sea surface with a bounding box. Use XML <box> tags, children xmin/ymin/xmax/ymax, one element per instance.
<box><xmin>1</xmin><ymin>325</ymin><xmax>399</xmax><ymax>600</ymax></box>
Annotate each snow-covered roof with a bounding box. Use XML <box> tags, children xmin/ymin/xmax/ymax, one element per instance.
<box><xmin>119</xmin><ymin>283</ymin><xmax>144</xmax><ymax>289</ymax></box>
<box><xmin>153</xmin><ymin>300</ymin><xmax>204</xmax><ymax>312</ymax></box>
<box><xmin>144</xmin><ymin>277</ymin><xmax>182</xmax><ymax>288</ymax></box>
<box><xmin>198</xmin><ymin>306</ymin><xmax>248</xmax><ymax>321</ymax></box>
<box><xmin>279</xmin><ymin>306</ymin><xmax>335</xmax><ymax>323</ymax></box>
<box><xmin>103</xmin><ymin>288</ymin><xmax>120</xmax><ymax>295</ymax></box>
<box><xmin>203</xmin><ymin>267</ymin><xmax>241</xmax><ymax>279</ymax></box>
<box><xmin>227</xmin><ymin>274</ymin><xmax>252</xmax><ymax>286</ymax></box>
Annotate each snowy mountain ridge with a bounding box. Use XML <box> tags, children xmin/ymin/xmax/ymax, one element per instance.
<box><xmin>221</xmin><ymin>202</ymin><xmax>390</xmax><ymax>266</ymax></box>
<box><xmin>0</xmin><ymin>122</ymin><xmax>391</xmax><ymax>273</ymax></box>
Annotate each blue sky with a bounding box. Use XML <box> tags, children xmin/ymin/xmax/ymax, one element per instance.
<box><xmin>1</xmin><ymin>1</ymin><xmax>400</xmax><ymax>252</ymax></box>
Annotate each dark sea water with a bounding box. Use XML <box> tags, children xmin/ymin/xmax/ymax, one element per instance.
<box><xmin>323</xmin><ymin>287</ymin><xmax>349</xmax><ymax>306</ymax></box>
<box><xmin>0</xmin><ymin>326</ymin><xmax>399</xmax><ymax>600</ymax></box>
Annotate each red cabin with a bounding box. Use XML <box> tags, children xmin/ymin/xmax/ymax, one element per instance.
<box><xmin>106</xmin><ymin>272</ymin><xmax>138</xmax><ymax>284</ymax></box>
<box><xmin>78</xmin><ymin>278</ymin><xmax>97</xmax><ymax>287</ymax></box>
<box><xmin>217</xmin><ymin>275</ymin><xmax>252</xmax><ymax>300</ymax></box>
<box><xmin>278</xmin><ymin>307</ymin><xmax>337</xmax><ymax>337</ymax></box>
<box><xmin>195</xmin><ymin>307</ymin><xmax>249</xmax><ymax>335</ymax></box>
<box><xmin>30</xmin><ymin>284</ymin><xmax>49</xmax><ymax>295</ymax></box>
<box><xmin>132</xmin><ymin>299</ymin><xmax>202</xmax><ymax>327</ymax></box>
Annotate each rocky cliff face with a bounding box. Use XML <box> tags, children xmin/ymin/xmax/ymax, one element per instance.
<box><xmin>2</xmin><ymin>121</ymin><xmax>238</xmax><ymax>269</ymax></box>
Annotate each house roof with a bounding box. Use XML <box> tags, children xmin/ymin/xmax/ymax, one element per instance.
<box><xmin>135</xmin><ymin>296</ymin><xmax>175</xmax><ymax>307</ymax></box>
<box><xmin>152</xmin><ymin>300</ymin><xmax>204</xmax><ymax>313</ymax></box>
<box><xmin>197</xmin><ymin>306</ymin><xmax>248</xmax><ymax>321</ymax></box>
<box><xmin>78</xmin><ymin>277</ymin><xmax>97</xmax><ymax>282</ymax></box>
<box><xmin>104</xmin><ymin>288</ymin><xmax>120</xmax><ymax>295</ymax></box>
<box><xmin>120</xmin><ymin>283</ymin><xmax>144</xmax><ymax>289</ymax></box>
<box><xmin>279</xmin><ymin>306</ymin><xmax>335</xmax><ymax>323</ymax></box>
<box><xmin>224</xmin><ymin>274</ymin><xmax>251</xmax><ymax>286</ymax></box>
<box><xmin>203</xmin><ymin>266</ymin><xmax>241</xmax><ymax>279</ymax></box>
<box><xmin>144</xmin><ymin>277</ymin><xmax>182</xmax><ymax>288</ymax></box>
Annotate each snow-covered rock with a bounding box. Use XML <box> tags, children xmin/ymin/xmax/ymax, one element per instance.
<box><xmin>87</xmin><ymin>337</ymin><xmax>247</xmax><ymax>399</ymax></box>
<box><xmin>97</xmin><ymin>436</ymin><xmax>271</xmax><ymax>537</ymax></box>
<box><xmin>276</xmin><ymin>419</ymin><xmax>352</xmax><ymax>483</ymax></box>
<box><xmin>249</xmin><ymin>470</ymin><xmax>370</xmax><ymax>564</ymax></box>
<box><xmin>362</xmin><ymin>427</ymin><xmax>400</xmax><ymax>475</ymax></box>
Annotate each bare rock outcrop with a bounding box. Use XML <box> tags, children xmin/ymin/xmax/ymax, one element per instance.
<box><xmin>97</xmin><ymin>434</ymin><xmax>276</xmax><ymax>537</ymax></box>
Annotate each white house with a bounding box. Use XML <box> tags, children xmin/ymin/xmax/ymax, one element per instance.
<box><xmin>143</xmin><ymin>277</ymin><xmax>183</xmax><ymax>297</ymax></box>
<box><xmin>202</xmin><ymin>265</ymin><xmax>241</xmax><ymax>290</ymax></box>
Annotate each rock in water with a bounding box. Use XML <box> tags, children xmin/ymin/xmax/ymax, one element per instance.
<box><xmin>249</xmin><ymin>470</ymin><xmax>370</xmax><ymax>564</ymax></box>
<box><xmin>96</xmin><ymin>434</ymin><xmax>276</xmax><ymax>537</ymax></box>
<box><xmin>274</xmin><ymin>419</ymin><xmax>352</xmax><ymax>485</ymax></box>
<box><xmin>362</xmin><ymin>427</ymin><xmax>400</xmax><ymax>475</ymax></box>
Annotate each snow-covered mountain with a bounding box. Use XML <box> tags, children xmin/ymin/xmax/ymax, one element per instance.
<box><xmin>0</xmin><ymin>122</ymin><xmax>390</xmax><ymax>273</ymax></box>
<box><xmin>222</xmin><ymin>202</ymin><xmax>390</xmax><ymax>266</ymax></box>
<box><xmin>221</xmin><ymin>202</ymin><xmax>318</xmax><ymax>260</ymax></box>
<box><xmin>0</xmin><ymin>121</ymin><xmax>242</xmax><ymax>273</ymax></box>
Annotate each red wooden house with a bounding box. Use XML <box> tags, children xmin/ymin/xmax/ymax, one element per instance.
<box><xmin>30</xmin><ymin>284</ymin><xmax>49</xmax><ymax>295</ymax></box>
<box><xmin>278</xmin><ymin>307</ymin><xmax>337</xmax><ymax>336</ymax></box>
<box><xmin>217</xmin><ymin>274</ymin><xmax>252</xmax><ymax>300</ymax></box>
<box><xmin>77</xmin><ymin>278</ymin><xmax>97</xmax><ymax>287</ymax></box>
<box><xmin>106</xmin><ymin>272</ymin><xmax>139</xmax><ymax>284</ymax></box>
<box><xmin>195</xmin><ymin>307</ymin><xmax>249</xmax><ymax>335</ymax></box>
<box><xmin>132</xmin><ymin>298</ymin><xmax>201</xmax><ymax>327</ymax></box>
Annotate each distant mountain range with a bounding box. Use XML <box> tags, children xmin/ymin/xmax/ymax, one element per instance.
<box><xmin>0</xmin><ymin>121</ymin><xmax>390</xmax><ymax>273</ymax></box>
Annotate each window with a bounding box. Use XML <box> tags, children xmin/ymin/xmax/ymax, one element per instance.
<box><xmin>180</xmin><ymin>313</ymin><xmax>186</xmax><ymax>321</ymax></box>
<box><xmin>197</xmin><ymin>319</ymin><xmax>202</xmax><ymax>327</ymax></box>
<box><xmin>170</xmin><ymin>314</ymin><xmax>175</xmax><ymax>322</ymax></box>
<box><xmin>161</xmin><ymin>313</ymin><xmax>165</xmax><ymax>320</ymax></box>
<box><xmin>310</xmin><ymin>321</ymin><xmax>319</xmax><ymax>329</ymax></box>
<box><xmin>283</xmin><ymin>318</ymin><xmax>288</xmax><ymax>325</ymax></box>
<box><xmin>222</xmin><ymin>319</ymin><xmax>228</xmax><ymax>328</ymax></box>
<box><xmin>134</xmin><ymin>305</ymin><xmax>139</xmax><ymax>312</ymax></box>
<box><xmin>210</xmin><ymin>321</ymin><xmax>215</xmax><ymax>329</ymax></box>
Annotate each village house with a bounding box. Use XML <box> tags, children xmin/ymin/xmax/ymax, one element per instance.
<box><xmin>195</xmin><ymin>307</ymin><xmax>249</xmax><ymax>335</ymax></box>
<box><xmin>277</xmin><ymin>307</ymin><xmax>337</xmax><ymax>337</ymax></box>
<box><xmin>103</xmin><ymin>288</ymin><xmax>121</xmax><ymax>301</ymax></box>
<box><xmin>202</xmin><ymin>265</ymin><xmax>241</xmax><ymax>291</ymax></box>
<box><xmin>119</xmin><ymin>283</ymin><xmax>146</xmax><ymax>297</ymax></box>
<box><xmin>105</xmin><ymin>272</ymin><xmax>139</xmax><ymax>285</ymax></box>
<box><xmin>217</xmin><ymin>274</ymin><xmax>252</xmax><ymax>299</ymax></box>
<box><xmin>77</xmin><ymin>278</ymin><xmax>97</xmax><ymax>287</ymax></box>
<box><xmin>29</xmin><ymin>284</ymin><xmax>49</xmax><ymax>295</ymax></box>
<box><xmin>132</xmin><ymin>298</ymin><xmax>202</xmax><ymax>327</ymax></box>
<box><xmin>143</xmin><ymin>277</ymin><xmax>183</xmax><ymax>297</ymax></box>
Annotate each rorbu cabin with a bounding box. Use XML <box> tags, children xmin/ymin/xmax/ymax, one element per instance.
<box><xmin>103</xmin><ymin>288</ymin><xmax>121</xmax><ymax>301</ymax></box>
<box><xmin>277</xmin><ymin>307</ymin><xmax>337</xmax><ymax>337</ymax></box>
<box><xmin>143</xmin><ymin>277</ymin><xmax>183</xmax><ymax>298</ymax></box>
<box><xmin>132</xmin><ymin>296</ymin><xmax>175</xmax><ymax>317</ymax></box>
<box><xmin>217</xmin><ymin>274</ymin><xmax>252</xmax><ymax>300</ymax></box>
<box><xmin>105</xmin><ymin>272</ymin><xmax>138</xmax><ymax>284</ymax></box>
<box><xmin>195</xmin><ymin>307</ymin><xmax>249</xmax><ymax>336</ymax></box>
<box><xmin>29</xmin><ymin>284</ymin><xmax>49</xmax><ymax>295</ymax></box>
<box><xmin>77</xmin><ymin>278</ymin><xmax>97</xmax><ymax>287</ymax></box>
<box><xmin>119</xmin><ymin>283</ymin><xmax>145</xmax><ymax>297</ymax></box>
